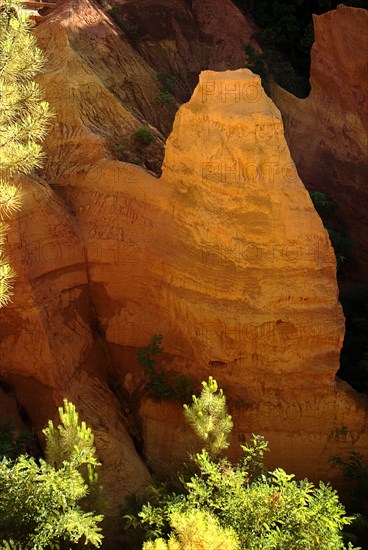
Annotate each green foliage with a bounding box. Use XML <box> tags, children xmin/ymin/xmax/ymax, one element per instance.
<box><xmin>244</xmin><ymin>43</ymin><xmax>308</xmax><ymax>97</ymax></box>
<box><xmin>234</xmin><ymin>0</ymin><xmax>368</xmax><ymax>97</ymax></box>
<box><xmin>0</xmin><ymin>456</ymin><xmax>103</xmax><ymax>548</ymax></box>
<box><xmin>155</xmin><ymin>73</ymin><xmax>177</xmax><ymax>108</ymax></box>
<box><xmin>0</xmin><ymin>419</ymin><xmax>33</xmax><ymax>460</ymax></box>
<box><xmin>327</xmin><ymin>228</ymin><xmax>354</xmax><ymax>268</ymax></box>
<box><xmin>137</xmin><ymin>334</ymin><xmax>165</xmax><ymax>394</ymax></box>
<box><xmin>0</xmin><ymin>402</ymin><xmax>103</xmax><ymax>548</ymax></box>
<box><xmin>43</xmin><ymin>399</ymin><xmax>103</xmax><ymax>513</ymax></box>
<box><xmin>157</xmin><ymin>73</ymin><xmax>177</xmax><ymax>94</ymax></box>
<box><xmin>0</xmin><ymin>0</ymin><xmax>51</xmax><ymax>307</ymax></box>
<box><xmin>142</xmin><ymin>508</ymin><xmax>239</xmax><ymax>550</ymax></box>
<box><xmin>310</xmin><ymin>191</ymin><xmax>337</xmax><ymax>217</ymax></box>
<box><xmin>238</xmin><ymin>1</ymin><xmax>368</xmax><ymax>97</ymax></box>
<box><xmin>131</xmin><ymin>436</ymin><xmax>357</xmax><ymax>549</ymax></box>
<box><xmin>43</xmin><ymin>399</ymin><xmax>98</xmax><ymax>470</ymax></box>
<box><xmin>116</xmin><ymin>143</ymin><xmax>126</xmax><ymax>154</ymax></box>
<box><xmin>134</xmin><ymin>127</ymin><xmax>154</xmax><ymax>147</ymax></box>
<box><xmin>125</xmin><ymin>380</ymin><xmax>357</xmax><ymax>550</ymax></box>
<box><xmin>155</xmin><ymin>92</ymin><xmax>176</xmax><ymax>107</ymax></box>
<box><xmin>183</xmin><ymin>376</ymin><xmax>233</xmax><ymax>458</ymax></box>
<box><xmin>137</xmin><ymin>335</ymin><xmax>194</xmax><ymax>403</ymax></box>
<box><xmin>109</xmin><ymin>6</ymin><xmax>139</xmax><ymax>38</ymax></box>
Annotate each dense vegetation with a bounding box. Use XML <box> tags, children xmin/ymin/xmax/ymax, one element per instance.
<box><xmin>0</xmin><ymin>400</ymin><xmax>103</xmax><ymax>548</ymax></box>
<box><xmin>236</xmin><ymin>0</ymin><xmax>368</xmax><ymax>96</ymax></box>
<box><xmin>0</xmin><ymin>383</ymin><xmax>365</xmax><ymax>548</ymax></box>
<box><xmin>123</xmin><ymin>378</ymin><xmax>358</xmax><ymax>549</ymax></box>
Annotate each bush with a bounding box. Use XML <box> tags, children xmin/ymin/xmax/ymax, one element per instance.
<box><xmin>244</xmin><ymin>43</ymin><xmax>309</xmax><ymax>97</ymax></box>
<box><xmin>157</xmin><ymin>73</ymin><xmax>177</xmax><ymax>94</ymax></box>
<box><xmin>183</xmin><ymin>377</ymin><xmax>233</xmax><ymax>458</ymax></box>
<box><xmin>143</xmin><ymin>509</ymin><xmax>239</xmax><ymax>550</ymax></box>
<box><xmin>137</xmin><ymin>335</ymin><xmax>194</xmax><ymax>403</ymax></box>
<box><xmin>116</xmin><ymin>143</ymin><xmax>126</xmax><ymax>154</ymax></box>
<box><xmin>155</xmin><ymin>92</ymin><xmax>176</xmax><ymax>107</ymax></box>
<box><xmin>240</xmin><ymin>1</ymin><xmax>368</xmax><ymax>98</ymax></box>
<box><xmin>124</xmin><ymin>380</ymin><xmax>358</xmax><ymax>550</ymax></box>
<box><xmin>0</xmin><ymin>0</ymin><xmax>51</xmax><ymax>307</ymax></box>
<box><xmin>310</xmin><ymin>191</ymin><xmax>337</xmax><ymax>217</ymax></box>
<box><xmin>0</xmin><ymin>401</ymin><xmax>103</xmax><ymax>548</ymax></box>
<box><xmin>109</xmin><ymin>7</ymin><xmax>139</xmax><ymax>38</ymax></box>
<box><xmin>309</xmin><ymin>190</ymin><xmax>354</xmax><ymax>269</ymax></box>
<box><xmin>134</xmin><ymin>127</ymin><xmax>154</xmax><ymax>147</ymax></box>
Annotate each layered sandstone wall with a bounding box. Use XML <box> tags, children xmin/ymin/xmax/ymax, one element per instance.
<box><xmin>0</xmin><ymin>0</ymin><xmax>367</xmax><ymax>512</ymax></box>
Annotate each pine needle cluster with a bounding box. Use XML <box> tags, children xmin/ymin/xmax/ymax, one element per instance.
<box><xmin>43</xmin><ymin>399</ymin><xmax>103</xmax><ymax>512</ymax></box>
<box><xmin>183</xmin><ymin>376</ymin><xmax>233</xmax><ymax>458</ymax></box>
<box><xmin>0</xmin><ymin>0</ymin><xmax>51</xmax><ymax>306</ymax></box>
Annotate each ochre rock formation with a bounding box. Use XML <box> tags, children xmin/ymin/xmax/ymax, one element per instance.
<box><xmin>110</xmin><ymin>0</ymin><xmax>259</xmax><ymax>100</ymax></box>
<box><xmin>0</xmin><ymin>0</ymin><xmax>367</xmax><ymax>515</ymax></box>
<box><xmin>273</xmin><ymin>5</ymin><xmax>368</xmax><ymax>279</ymax></box>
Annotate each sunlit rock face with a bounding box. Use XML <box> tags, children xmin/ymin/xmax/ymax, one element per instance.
<box><xmin>273</xmin><ymin>5</ymin><xmax>368</xmax><ymax>279</ymax></box>
<box><xmin>0</xmin><ymin>0</ymin><xmax>367</xmax><ymax>510</ymax></box>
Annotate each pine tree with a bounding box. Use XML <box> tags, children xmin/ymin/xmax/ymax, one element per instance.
<box><xmin>0</xmin><ymin>402</ymin><xmax>103</xmax><ymax>548</ymax></box>
<box><xmin>183</xmin><ymin>376</ymin><xmax>233</xmax><ymax>458</ymax></box>
<box><xmin>0</xmin><ymin>0</ymin><xmax>50</xmax><ymax>306</ymax></box>
<box><xmin>43</xmin><ymin>399</ymin><xmax>103</xmax><ymax>512</ymax></box>
<box><xmin>129</xmin><ymin>383</ymin><xmax>358</xmax><ymax>550</ymax></box>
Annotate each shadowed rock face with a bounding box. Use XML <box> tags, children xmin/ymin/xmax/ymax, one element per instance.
<box><xmin>0</xmin><ymin>0</ymin><xmax>367</xmax><ymax>512</ymax></box>
<box><xmin>273</xmin><ymin>5</ymin><xmax>368</xmax><ymax>280</ymax></box>
<box><xmin>109</xmin><ymin>0</ymin><xmax>259</xmax><ymax>100</ymax></box>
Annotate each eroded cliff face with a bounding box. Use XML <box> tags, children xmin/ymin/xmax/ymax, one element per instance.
<box><xmin>0</xmin><ymin>0</ymin><xmax>367</xmax><ymax>514</ymax></box>
<box><xmin>109</xmin><ymin>0</ymin><xmax>259</xmax><ymax>100</ymax></box>
<box><xmin>272</xmin><ymin>5</ymin><xmax>368</xmax><ymax>279</ymax></box>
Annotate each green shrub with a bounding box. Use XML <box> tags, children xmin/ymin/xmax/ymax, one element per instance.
<box><xmin>137</xmin><ymin>335</ymin><xmax>194</xmax><ymax>403</ymax></box>
<box><xmin>308</xmin><ymin>190</ymin><xmax>354</xmax><ymax>269</ymax></box>
<box><xmin>155</xmin><ymin>92</ymin><xmax>176</xmax><ymax>107</ymax></box>
<box><xmin>0</xmin><ymin>0</ymin><xmax>51</xmax><ymax>307</ymax></box>
<box><xmin>109</xmin><ymin>7</ymin><xmax>139</xmax><ymax>38</ymax></box>
<box><xmin>183</xmin><ymin>376</ymin><xmax>233</xmax><ymax>458</ymax></box>
<box><xmin>310</xmin><ymin>191</ymin><xmax>336</xmax><ymax>217</ymax></box>
<box><xmin>0</xmin><ymin>400</ymin><xmax>103</xmax><ymax>548</ymax></box>
<box><xmin>244</xmin><ymin>43</ymin><xmax>309</xmax><ymax>97</ymax></box>
<box><xmin>124</xmin><ymin>380</ymin><xmax>358</xmax><ymax>550</ymax></box>
<box><xmin>157</xmin><ymin>73</ymin><xmax>177</xmax><ymax>94</ymax></box>
<box><xmin>116</xmin><ymin>143</ymin><xmax>126</xmax><ymax>154</ymax></box>
<box><xmin>143</xmin><ymin>508</ymin><xmax>239</xmax><ymax>550</ymax></box>
<box><xmin>134</xmin><ymin>127</ymin><xmax>154</xmax><ymax>147</ymax></box>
